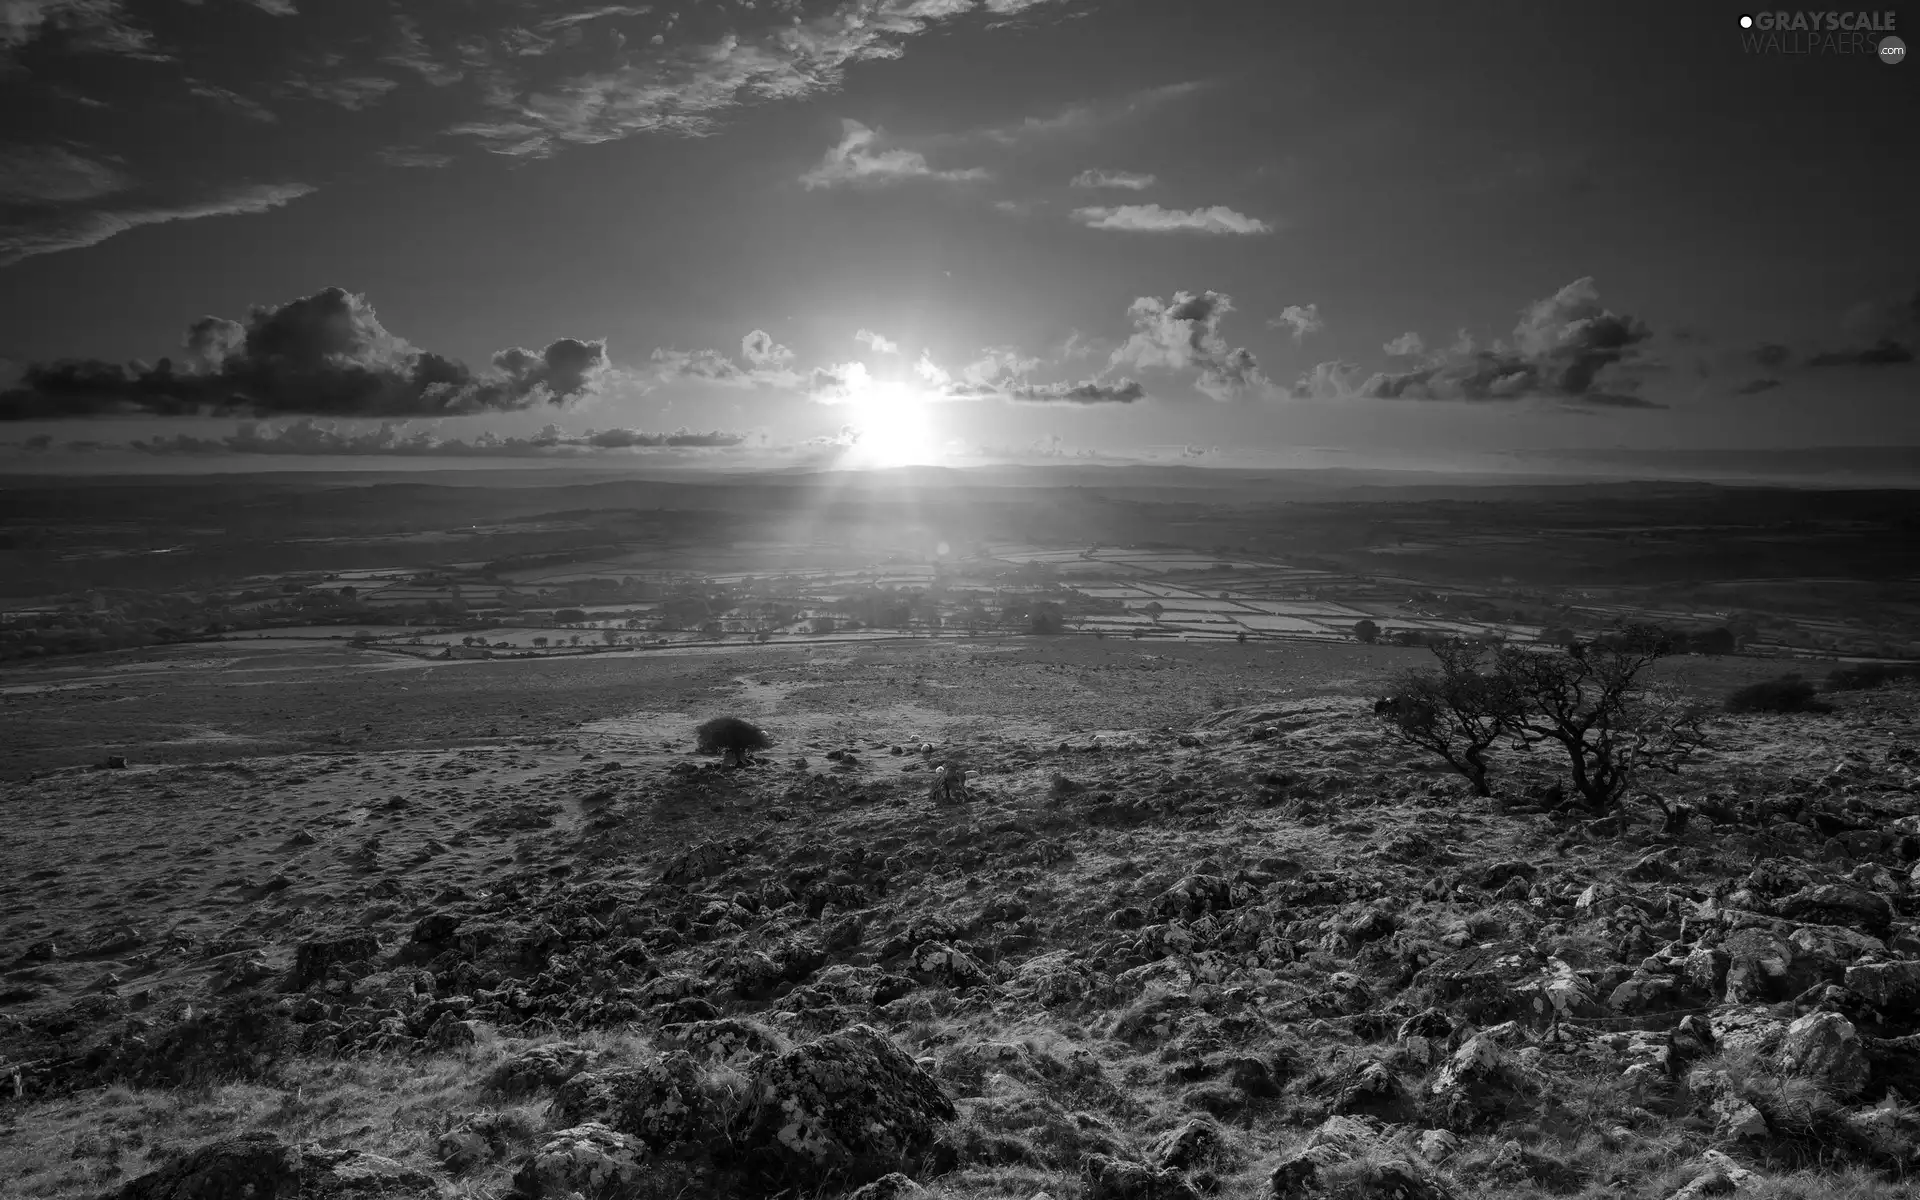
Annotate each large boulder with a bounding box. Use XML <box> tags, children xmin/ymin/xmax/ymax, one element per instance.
<box><xmin>550</xmin><ymin>1053</ymin><xmax>715</xmax><ymax>1154</ymax></box>
<box><xmin>1775</xmin><ymin>1011</ymin><xmax>1870</xmax><ymax>1100</ymax></box>
<box><xmin>509</xmin><ymin>1123</ymin><xmax>649</xmax><ymax>1199</ymax></box>
<box><xmin>107</xmin><ymin>1131</ymin><xmax>302</xmax><ymax>1200</ymax></box>
<box><xmin>1427</xmin><ymin>1032</ymin><xmax>1538</xmax><ymax>1132</ymax></box>
<box><xmin>737</xmin><ymin>1024</ymin><xmax>957</xmax><ymax>1188</ymax></box>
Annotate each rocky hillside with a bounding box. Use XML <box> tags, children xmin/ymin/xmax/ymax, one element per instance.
<box><xmin>3</xmin><ymin>682</ymin><xmax>1919</xmax><ymax>1200</ymax></box>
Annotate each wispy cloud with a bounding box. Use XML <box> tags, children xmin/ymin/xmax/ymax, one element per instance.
<box><xmin>244</xmin><ymin>0</ymin><xmax>297</xmax><ymax>15</ymax></box>
<box><xmin>800</xmin><ymin>120</ymin><xmax>988</xmax><ymax>190</ymax></box>
<box><xmin>0</xmin><ymin>181</ymin><xmax>314</xmax><ymax>269</ymax></box>
<box><xmin>449</xmin><ymin>0</ymin><xmax>1073</xmax><ymax>159</ymax></box>
<box><xmin>188</xmin><ymin>81</ymin><xmax>278</xmax><ymax>123</ymax></box>
<box><xmin>281</xmin><ymin>74</ymin><xmax>401</xmax><ymax>111</ymax></box>
<box><xmin>541</xmin><ymin>5</ymin><xmax>654</xmax><ymax>30</ymax></box>
<box><xmin>1</xmin><ymin>0</ymin><xmax>168</xmax><ymax>62</ymax></box>
<box><xmin>973</xmin><ymin>80</ymin><xmax>1205</xmax><ymax>147</ymax></box>
<box><xmin>376</xmin><ymin>146</ymin><xmax>455</xmax><ymax>169</ymax></box>
<box><xmin>382</xmin><ymin>16</ymin><xmax>465</xmax><ymax>87</ymax></box>
<box><xmin>0</xmin><ymin>145</ymin><xmax>128</xmax><ymax>204</ymax></box>
<box><xmin>1071</xmin><ymin>203</ymin><xmax>1273</xmax><ymax>235</ymax></box>
<box><xmin>1070</xmin><ymin>168</ymin><xmax>1155</xmax><ymax>190</ymax></box>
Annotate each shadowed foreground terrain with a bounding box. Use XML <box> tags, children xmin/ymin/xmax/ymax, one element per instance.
<box><xmin>3</xmin><ymin>637</ymin><xmax>1920</xmax><ymax>1200</ymax></box>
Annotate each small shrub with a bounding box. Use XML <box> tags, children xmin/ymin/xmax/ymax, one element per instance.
<box><xmin>1726</xmin><ymin>674</ymin><xmax>1833</xmax><ymax>714</ymax></box>
<box><xmin>1824</xmin><ymin>662</ymin><xmax>1920</xmax><ymax>692</ymax></box>
<box><xmin>695</xmin><ymin>716</ymin><xmax>774</xmax><ymax>766</ymax></box>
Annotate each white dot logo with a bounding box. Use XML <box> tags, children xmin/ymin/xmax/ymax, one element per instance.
<box><xmin>1882</xmin><ymin>35</ymin><xmax>1907</xmax><ymax>64</ymax></box>
<box><xmin>1739</xmin><ymin>14</ymin><xmax>1754</xmax><ymax>27</ymax></box>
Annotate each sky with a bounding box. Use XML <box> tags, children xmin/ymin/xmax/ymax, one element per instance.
<box><xmin>0</xmin><ymin>0</ymin><xmax>1916</xmax><ymax>472</ymax></box>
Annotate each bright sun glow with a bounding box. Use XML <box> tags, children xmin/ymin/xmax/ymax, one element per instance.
<box><xmin>841</xmin><ymin>378</ymin><xmax>942</xmax><ymax>468</ymax></box>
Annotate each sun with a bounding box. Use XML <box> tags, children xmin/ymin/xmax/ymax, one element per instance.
<box><xmin>841</xmin><ymin>378</ymin><xmax>942</xmax><ymax>468</ymax></box>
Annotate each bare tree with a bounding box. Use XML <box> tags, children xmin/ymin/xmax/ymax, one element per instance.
<box><xmin>1374</xmin><ymin>639</ymin><xmax>1519</xmax><ymax>797</ymax></box>
<box><xmin>1493</xmin><ymin>624</ymin><xmax>1709</xmax><ymax>817</ymax></box>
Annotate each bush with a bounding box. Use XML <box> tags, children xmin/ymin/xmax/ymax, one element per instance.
<box><xmin>1727</xmin><ymin>674</ymin><xmax>1833</xmax><ymax>714</ymax></box>
<box><xmin>695</xmin><ymin>716</ymin><xmax>774</xmax><ymax>766</ymax></box>
<box><xmin>1028</xmin><ymin>604</ymin><xmax>1065</xmax><ymax>635</ymax></box>
<box><xmin>1824</xmin><ymin>662</ymin><xmax>1920</xmax><ymax>692</ymax></box>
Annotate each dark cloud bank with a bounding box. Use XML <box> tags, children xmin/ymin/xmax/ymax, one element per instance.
<box><xmin>0</xmin><ymin>286</ymin><xmax>614</xmax><ymax>420</ymax></box>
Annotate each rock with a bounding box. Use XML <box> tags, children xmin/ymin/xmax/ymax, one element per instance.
<box><xmin>1416</xmin><ymin>1128</ymin><xmax>1460</xmax><ymax>1164</ymax></box>
<box><xmin>1149</xmin><ymin>1117</ymin><xmax>1234</xmax><ymax>1171</ymax></box>
<box><xmin>438</xmin><ymin>1112</ymin><xmax>523</xmax><ymax>1171</ymax></box>
<box><xmin>424</xmin><ymin>1011</ymin><xmax>477</xmax><ymax>1051</ymax></box>
<box><xmin>908</xmin><ymin>941</ymin><xmax>991</xmax><ymax>989</ymax></box>
<box><xmin>1428</xmin><ymin>1032</ymin><xmax>1537</xmax><ymax>1132</ymax></box>
<box><xmin>298</xmin><ymin>1146</ymin><xmax>438</xmax><ymax>1195</ymax></box>
<box><xmin>104</xmin><ymin>1131</ymin><xmax>435</xmax><ymax>1199</ymax></box>
<box><xmin>1268</xmin><ymin>1115</ymin><xmax>1452</xmax><ymax>1200</ymax></box>
<box><xmin>1683</xmin><ymin>945</ymin><xmax>1730</xmax><ymax>998</ymax></box>
<box><xmin>1609</xmin><ymin>973</ymin><xmax>1679</xmax><ymax>1014</ymax></box>
<box><xmin>1709</xmin><ymin>1007</ymin><xmax>1788</xmax><ymax>1055</ymax></box>
<box><xmin>289</xmin><ymin>932</ymin><xmax>382</xmax><ymax>991</ymax></box>
<box><xmin>661</xmin><ymin>840</ymin><xmax>732</xmax><ymax>886</ymax></box>
<box><xmin>659</xmin><ymin>1017</ymin><xmax>789</xmax><ymax>1066</ymax></box>
<box><xmin>1845</xmin><ymin>960</ymin><xmax>1920</xmax><ymax>1011</ymax></box>
<box><xmin>738</xmin><ymin>1024</ymin><xmax>956</xmax><ymax>1187</ymax></box>
<box><xmin>1721</xmin><ymin>928</ymin><xmax>1795</xmax><ymax>1004</ymax></box>
<box><xmin>1150</xmin><ymin>875</ymin><xmax>1251</xmax><ymax>921</ymax></box>
<box><xmin>1416</xmin><ymin>942</ymin><xmax>1544</xmax><ymax>1025</ymax></box>
<box><xmin>1775</xmin><ymin>1011</ymin><xmax>1870</xmax><ymax>1100</ymax></box>
<box><xmin>551</xmin><ymin>1054</ymin><xmax>715</xmax><ymax>1154</ymax></box>
<box><xmin>1785</xmin><ymin>925</ymin><xmax>1884</xmax><ymax>990</ymax></box>
<box><xmin>510</xmin><ymin>1123</ymin><xmax>649</xmax><ymax>1199</ymax></box>
<box><xmin>845</xmin><ymin>1173</ymin><xmax>931</xmax><ymax>1200</ymax></box>
<box><xmin>105</xmin><ymin>1130</ymin><xmax>302</xmax><ymax>1200</ymax></box>
<box><xmin>1663</xmin><ymin>1148</ymin><xmax>1762</xmax><ymax>1199</ymax></box>
<box><xmin>1082</xmin><ymin>1153</ymin><xmax>1202</xmax><ymax>1200</ymax></box>
<box><xmin>412</xmin><ymin>912</ymin><xmax>460</xmax><ymax>943</ymax></box>
<box><xmin>1777</xmin><ymin>885</ymin><xmax>1894</xmax><ymax>935</ymax></box>
<box><xmin>490</xmin><ymin>1042</ymin><xmax>603</xmax><ymax>1095</ymax></box>
<box><xmin>1711</xmin><ymin>1094</ymin><xmax>1769</xmax><ymax>1142</ymax></box>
